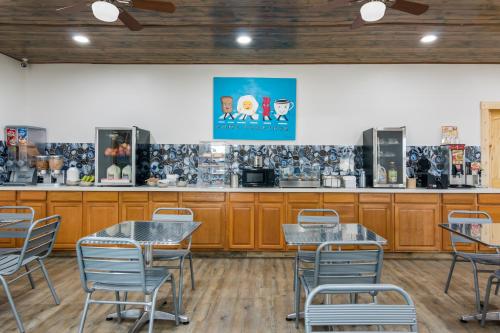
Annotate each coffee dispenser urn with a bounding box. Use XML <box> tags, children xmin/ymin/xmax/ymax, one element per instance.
<box><xmin>446</xmin><ymin>144</ymin><xmax>468</xmax><ymax>187</ymax></box>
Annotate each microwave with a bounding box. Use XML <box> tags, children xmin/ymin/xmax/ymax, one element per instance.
<box><xmin>241</xmin><ymin>168</ymin><xmax>275</xmax><ymax>187</ymax></box>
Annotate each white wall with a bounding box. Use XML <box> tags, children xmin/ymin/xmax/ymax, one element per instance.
<box><xmin>4</xmin><ymin>63</ymin><xmax>500</xmax><ymax>145</ymax></box>
<box><xmin>0</xmin><ymin>54</ymin><xmax>25</xmax><ymax>140</ymax></box>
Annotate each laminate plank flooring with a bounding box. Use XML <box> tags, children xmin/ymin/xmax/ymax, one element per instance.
<box><xmin>0</xmin><ymin>257</ymin><xmax>498</xmax><ymax>332</ymax></box>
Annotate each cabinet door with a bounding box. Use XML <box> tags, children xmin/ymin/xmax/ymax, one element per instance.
<box><xmin>48</xmin><ymin>202</ymin><xmax>83</xmax><ymax>250</ymax></box>
<box><xmin>394</xmin><ymin>203</ymin><xmax>441</xmax><ymax>251</ymax></box>
<box><xmin>358</xmin><ymin>203</ymin><xmax>393</xmax><ymax>251</ymax></box>
<box><xmin>148</xmin><ymin>202</ymin><xmax>181</xmax><ymax>218</ymax></box>
<box><xmin>16</xmin><ymin>201</ymin><xmax>47</xmax><ymax>247</ymax></box>
<box><xmin>257</xmin><ymin>202</ymin><xmax>285</xmax><ymax>250</ymax></box>
<box><xmin>120</xmin><ymin>202</ymin><xmax>149</xmax><ymax>221</ymax></box>
<box><xmin>84</xmin><ymin>202</ymin><xmax>119</xmax><ymax>234</ymax></box>
<box><xmin>442</xmin><ymin>204</ymin><xmax>477</xmax><ymax>252</ymax></box>
<box><xmin>323</xmin><ymin>203</ymin><xmax>357</xmax><ymax>223</ymax></box>
<box><xmin>184</xmin><ymin>203</ymin><xmax>226</xmax><ymax>249</ymax></box>
<box><xmin>228</xmin><ymin>202</ymin><xmax>255</xmax><ymax>249</ymax></box>
<box><xmin>0</xmin><ymin>201</ymin><xmax>16</xmax><ymax>248</ymax></box>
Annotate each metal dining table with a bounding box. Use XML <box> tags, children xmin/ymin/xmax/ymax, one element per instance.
<box><xmin>86</xmin><ymin>220</ymin><xmax>201</xmax><ymax>331</ymax></box>
<box><xmin>282</xmin><ymin>223</ymin><xmax>388</xmax><ymax>320</ymax></box>
<box><xmin>440</xmin><ymin>223</ymin><xmax>500</xmax><ymax>323</ymax></box>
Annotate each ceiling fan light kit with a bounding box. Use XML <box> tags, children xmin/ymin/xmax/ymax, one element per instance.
<box><xmin>360</xmin><ymin>1</ymin><xmax>387</xmax><ymax>22</ymax></box>
<box><xmin>92</xmin><ymin>1</ymin><xmax>120</xmax><ymax>22</ymax></box>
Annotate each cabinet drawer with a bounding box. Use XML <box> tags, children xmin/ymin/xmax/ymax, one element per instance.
<box><xmin>442</xmin><ymin>194</ymin><xmax>476</xmax><ymax>204</ymax></box>
<box><xmin>286</xmin><ymin>193</ymin><xmax>321</xmax><ymax>203</ymax></box>
<box><xmin>394</xmin><ymin>194</ymin><xmax>439</xmax><ymax>204</ymax></box>
<box><xmin>182</xmin><ymin>192</ymin><xmax>225</xmax><ymax>202</ymax></box>
<box><xmin>478</xmin><ymin>194</ymin><xmax>500</xmax><ymax>205</ymax></box>
<box><xmin>229</xmin><ymin>193</ymin><xmax>255</xmax><ymax>202</ymax></box>
<box><xmin>258</xmin><ymin>193</ymin><xmax>284</xmax><ymax>203</ymax></box>
<box><xmin>359</xmin><ymin>193</ymin><xmax>391</xmax><ymax>203</ymax></box>
<box><xmin>120</xmin><ymin>192</ymin><xmax>149</xmax><ymax>202</ymax></box>
<box><xmin>83</xmin><ymin>192</ymin><xmax>118</xmax><ymax>202</ymax></box>
<box><xmin>0</xmin><ymin>191</ymin><xmax>16</xmax><ymax>201</ymax></box>
<box><xmin>324</xmin><ymin>193</ymin><xmax>357</xmax><ymax>203</ymax></box>
<box><xmin>17</xmin><ymin>191</ymin><xmax>46</xmax><ymax>201</ymax></box>
<box><xmin>150</xmin><ymin>192</ymin><xmax>178</xmax><ymax>202</ymax></box>
<box><xmin>48</xmin><ymin>192</ymin><xmax>82</xmax><ymax>202</ymax></box>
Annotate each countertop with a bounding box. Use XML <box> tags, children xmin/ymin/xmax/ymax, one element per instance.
<box><xmin>0</xmin><ymin>185</ymin><xmax>499</xmax><ymax>194</ymax></box>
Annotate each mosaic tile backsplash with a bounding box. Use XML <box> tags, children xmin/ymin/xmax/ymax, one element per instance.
<box><xmin>0</xmin><ymin>141</ymin><xmax>481</xmax><ymax>185</ymax></box>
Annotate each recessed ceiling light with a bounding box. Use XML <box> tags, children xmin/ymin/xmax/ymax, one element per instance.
<box><xmin>236</xmin><ymin>35</ymin><xmax>252</xmax><ymax>45</ymax></box>
<box><xmin>420</xmin><ymin>34</ymin><xmax>438</xmax><ymax>44</ymax></box>
<box><xmin>73</xmin><ymin>35</ymin><xmax>90</xmax><ymax>44</ymax></box>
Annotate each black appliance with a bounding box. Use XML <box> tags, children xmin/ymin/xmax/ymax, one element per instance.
<box><xmin>415</xmin><ymin>157</ymin><xmax>431</xmax><ymax>188</ymax></box>
<box><xmin>427</xmin><ymin>174</ymin><xmax>449</xmax><ymax>189</ymax></box>
<box><xmin>241</xmin><ymin>168</ymin><xmax>275</xmax><ymax>187</ymax></box>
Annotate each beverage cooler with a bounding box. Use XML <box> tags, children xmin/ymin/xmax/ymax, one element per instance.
<box><xmin>363</xmin><ymin>127</ymin><xmax>406</xmax><ymax>188</ymax></box>
<box><xmin>95</xmin><ymin>127</ymin><xmax>150</xmax><ymax>186</ymax></box>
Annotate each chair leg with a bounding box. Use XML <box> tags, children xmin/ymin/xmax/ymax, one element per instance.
<box><xmin>78</xmin><ymin>293</ymin><xmax>92</xmax><ymax>333</ymax></box>
<box><xmin>495</xmin><ymin>282</ymin><xmax>499</xmax><ymax>296</ymax></box>
<box><xmin>481</xmin><ymin>275</ymin><xmax>495</xmax><ymax>327</ymax></box>
<box><xmin>114</xmin><ymin>292</ymin><xmax>122</xmax><ymax>323</ymax></box>
<box><xmin>122</xmin><ymin>292</ymin><xmax>128</xmax><ymax>311</ymax></box>
<box><xmin>444</xmin><ymin>254</ymin><xmax>457</xmax><ymax>294</ymax></box>
<box><xmin>170</xmin><ymin>275</ymin><xmax>179</xmax><ymax>326</ymax></box>
<box><xmin>188</xmin><ymin>253</ymin><xmax>195</xmax><ymax>290</ymax></box>
<box><xmin>148</xmin><ymin>289</ymin><xmax>160</xmax><ymax>333</ymax></box>
<box><xmin>0</xmin><ymin>275</ymin><xmax>25</xmax><ymax>333</ymax></box>
<box><xmin>178</xmin><ymin>258</ymin><xmax>185</xmax><ymax>313</ymax></box>
<box><xmin>295</xmin><ymin>279</ymin><xmax>301</xmax><ymax>329</ymax></box>
<box><xmin>293</xmin><ymin>255</ymin><xmax>298</xmax><ymax>292</ymax></box>
<box><xmin>38</xmin><ymin>259</ymin><xmax>60</xmax><ymax>305</ymax></box>
<box><xmin>471</xmin><ymin>261</ymin><xmax>482</xmax><ymax>312</ymax></box>
<box><xmin>24</xmin><ymin>265</ymin><xmax>36</xmax><ymax>290</ymax></box>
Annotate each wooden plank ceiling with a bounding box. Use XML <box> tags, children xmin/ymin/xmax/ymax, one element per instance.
<box><xmin>1</xmin><ymin>0</ymin><xmax>500</xmax><ymax>64</ymax></box>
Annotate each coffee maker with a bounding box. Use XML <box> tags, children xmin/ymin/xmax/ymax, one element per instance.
<box><xmin>446</xmin><ymin>144</ymin><xmax>470</xmax><ymax>187</ymax></box>
<box><xmin>4</xmin><ymin>126</ymin><xmax>46</xmax><ymax>185</ymax></box>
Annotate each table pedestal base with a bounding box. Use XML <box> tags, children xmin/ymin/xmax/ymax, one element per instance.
<box><xmin>460</xmin><ymin>311</ymin><xmax>500</xmax><ymax>323</ymax></box>
<box><xmin>106</xmin><ymin>309</ymin><xmax>189</xmax><ymax>331</ymax></box>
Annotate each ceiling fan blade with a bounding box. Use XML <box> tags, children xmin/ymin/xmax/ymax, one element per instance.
<box><xmin>56</xmin><ymin>1</ymin><xmax>91</xmax><ymax>13</ymax></box>
<box><xmin>390</xmin><ymin>0</ymin><xmax>429</xmax><ymax>15</ymax></box>
<box><xmin>351</xmin><ymin>15</ymin><xmax>365</xmax><ymax>29</ymax></box>
<box><xmin>119</xmin><ymin>9</ymin><xmax>143</xmax><ymax>31</ymax></box>
<box><xmin>131</xmin><ymin>0</ymin><xmax>176</xmax><ymax>13</ymax></box>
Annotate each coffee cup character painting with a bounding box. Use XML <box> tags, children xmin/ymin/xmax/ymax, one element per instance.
<box><xmin>213</xmin><ymin>77</ymin><xmax>296</xmax><ymax>140</ymax></box>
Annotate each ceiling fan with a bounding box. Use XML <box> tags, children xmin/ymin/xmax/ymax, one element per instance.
<box><xmin>328</xmin><ymin>0</ymin><xmax>429</xmax><ymax>29</ymax></box>
<box><xmin>56</xmin><ymin>0</ymin><xmax>176</xmax><ymax>31</ymax></box>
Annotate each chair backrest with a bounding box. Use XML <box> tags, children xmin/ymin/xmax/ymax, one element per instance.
<box><xmin>152</xmin><ymin>207</ymin><xmax>194</xmax><ymax>222</ymax></box>
<box><xmin>448</xmin><ymin>210</ymin><xmax>492</xmax><ymax>248</ymax></box>
<box><xmin>313</xmin><ymin>241</ymin><xmax>383</xmax><ymax>286</ymax></box>
<box><xmin>298</xmin><ymin>209</ymin><xmax>340</xmax><ymax>228</ymax></box>
<box><xmin>305</xmin><ymin>284</ymin><xmax>418</xmax><ymax>333</ymax></box>
<box><xmin>18</xmin><ymin>215</ymin><xmax>61</xmax><ymax>266</ymax></box>
<box><xmin>76</xmin><ymin>237</ymin><xmax>146</xmax><ymax>294</ymax></box>
<box><xmin>0</xmin><ymin>206</ymin><xmax>35</xmax><ymax>229</ymax></box>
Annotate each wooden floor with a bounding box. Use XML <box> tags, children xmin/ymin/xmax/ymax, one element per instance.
<box><xmin>0</xmin><ymin>257</ymin><xmax>499</xmax><ymax>332</ymax></box>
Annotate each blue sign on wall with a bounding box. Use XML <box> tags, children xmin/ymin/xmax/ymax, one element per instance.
<box><xmin>213</xmin><ymin>77</ymin><xmax>296</xmax><ymax>140</ymax></box>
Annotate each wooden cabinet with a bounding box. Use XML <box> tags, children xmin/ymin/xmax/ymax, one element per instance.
<box><xmin>257</xmin><ymin>202</ymin><xmax>285</xmax><ymax>250</ymax></box>
<box><xmin>120</xmin><ymin>192</ymin><xmax>149</xmax><ymax>221</ymax></box>
<box><xmin>83</xmin><ymin>192</ymin><xmax>119</xmax><ymax>234</ymax></box>
<box><xmin>441</xmin><ymin>194</ymin><xmax>477</xmax><ymax>252</ymax></box>
<box><xmin>0</xmin><ymin>193</ymin><xmax>17</xmax><ymax>248</ymax></box>
<box><xmin>48</xmin><ymin>192</ymin><xmax>83</xmax><ymax>250</ymax></box>
<box><xmin>16</xmin><ymin>191</ymin><xmax>47</xmax><ymax>247</ymax></box>
<box><xmin>323</xmin><ymin>193</ymin><xmax>358</xmax><ymax>222</ymax></box>
<box><xmin>228</xmin><ymin>203</ymin><xmax>255</xmax><ymax>249</ymax></box>
<box><xmin>394</xmin><ymin>202</ymin><xmax>441</xmax><ymax>251</ymax></box>
<box><xmin>359</xmin><ymin>202</ymin><xmax>393</xmax><ymax>251</ymax></box>
<box><xmin>286</xmin><ymin>193</ymin><xmax>322</xmax><ymax>250</ymax></box>
<box><xmin>182</xmin><ymin>193</ymin><xmax>226</xmax><ymax>249</ymax></box>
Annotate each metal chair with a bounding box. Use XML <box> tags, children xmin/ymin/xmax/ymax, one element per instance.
<box><xmin>0</xmin><ymin>206</ymin><xmax>36</xmax><ymax>288</ymax></box>
<box><xmin>444</xmin><ymin>210</ymin><xmax>500</xmax><ymax>312</ymax></box>
<box><xmin>152</xmin><ymin>207</ymin><xmax>195</xmax><ymax>312</ymax></box>
<box><xmin>0</xmin><ymin>215</ymin><xmax>61</xmax><ymax>333</ymax></box>
<box><xmin>76</xmin><ymin>236</ymin><xmax>179</xmax><ymax>333</ymax></box>
<box><xmin>481</xmin><ymin>270</ymin><xmax>500</xmax><ymax>327</ymax></box>
<box><xmin>293</xmin><ymin>209</ymin><xmax>340</xmax><ymax>296</ymax></box>
<box><xmin>305</xmin><ymin>284</ymin><xmax>418</xmax><ymax>333</ymax></box>
<box><xmin>295</xmin><ymin>241</ymin><xmax>384</xmax><ymax>328</ymax></box>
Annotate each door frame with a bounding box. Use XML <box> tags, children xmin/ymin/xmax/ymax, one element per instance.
<box><xmin>480</xmin><ymin>102</ymin><xmax>500</xmax><ymax>187</ymax></box>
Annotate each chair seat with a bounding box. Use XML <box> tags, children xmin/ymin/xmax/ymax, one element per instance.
<box><xmin>457</xmin><ymin>252</ymin><xmax>500</xmax><ymax>265</ymax></box>
<box><xmin>92</xmin><ymin>267</ymin><xmax>171</xmax><ymax>294</ymax></box>
<box><xmin>0</xmin><ymin>254</ymin><xmax>20</xmax><ymax>275</ymax></box>
<box><xmin>153</xmin><ymin>249</ymin><xmax>190</xmax><ymax>260</ymax></box>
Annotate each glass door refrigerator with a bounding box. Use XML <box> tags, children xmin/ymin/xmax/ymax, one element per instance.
<box><xmin>95</xmin><ymin>127</ymin><xmax>150</xmax><ymax>186</ymax></box>
<box><xmin>363</xmin><ymin>127</ymin><xmax>406</xmax><ymax>188</ymax></box>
